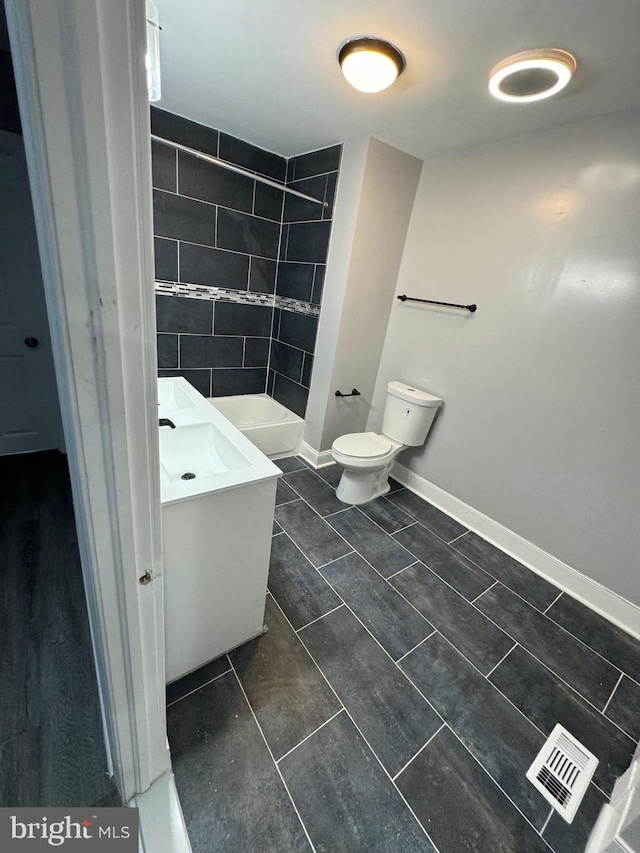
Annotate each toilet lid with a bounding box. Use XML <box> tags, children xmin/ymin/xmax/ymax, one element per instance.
<box><xmin>333</xmin><ymin>432</ymin><xmax>393</xmax><ymax>459</ymax></box>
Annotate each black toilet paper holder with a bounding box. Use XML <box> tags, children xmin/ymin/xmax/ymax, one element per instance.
<box><xmin>335</xmin><ymin>388</ymin><xmax>361</xmax><ymax>398</ymax></box>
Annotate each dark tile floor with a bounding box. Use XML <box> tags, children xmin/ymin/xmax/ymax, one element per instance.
<box><xmin>167</xmin><ymin>456</ymin><xmax>640</xmax><ymax>853</ymax></box>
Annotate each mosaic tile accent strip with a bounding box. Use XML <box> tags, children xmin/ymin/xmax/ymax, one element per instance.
<box><xmin>155</xmin><ymin>280</ymin><xmax>320</xmax><ymax>318</ymax></box>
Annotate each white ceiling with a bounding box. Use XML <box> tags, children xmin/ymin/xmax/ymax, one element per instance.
<box><xmin>154</xmin><ymin>0</ymin><xmax>640</xmax><ymax>161</ymax></box>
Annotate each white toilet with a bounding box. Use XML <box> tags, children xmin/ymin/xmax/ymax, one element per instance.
<box><xmin>331</xmin><ymin>381</ymin><xmax>442</xmax><ymax>505</ymax></box>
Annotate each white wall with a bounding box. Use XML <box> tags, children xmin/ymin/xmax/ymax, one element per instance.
<box><xmin>370</xmin><ymin>111</ymin><xmax>640</xmax><ymax>607</ymax></box>
<box><xmin>304</xmin><ymin>136</ymin><xmax>369</xmax><ymax>452</ymax></box>
<box><xmin>320</xmin><ymin>139</ymin><xmax>422</xmax><ymax>450</ymax></box>
<box><xmin>304</xmin><ymin>136</ymin><xmax>422</xmax><ymax>455</ymax></box>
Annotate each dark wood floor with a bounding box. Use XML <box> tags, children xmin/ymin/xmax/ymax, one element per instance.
<box><xmin>0</xmin><ymin>450</ymin><xmax>117</xmax><ymax>807</ymax></box>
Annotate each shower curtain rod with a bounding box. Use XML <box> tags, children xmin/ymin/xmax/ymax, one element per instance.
<box><xmin>151</xmin><ymin>135</ymin><xmax>328</xmax><ymax>207</ymax></box>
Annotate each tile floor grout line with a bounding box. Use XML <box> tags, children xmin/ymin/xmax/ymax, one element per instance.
<box><xmin>313</xmin><ymin>550</ymin><xmax>356</xmax><ymax>571</ymax></box>
<box><xmin>295</xmin><ymin>603</ymin><xmax>345</xmax><ymax>633</ymax></box>
<box><xmin>274</xmin><ymin>510</ymin><xmax>355</xmax><ymax>574</ymax></box>
<box><xmin>516</xmin><ymin>634</ymin><xmax>636</xmax><ymax>743</ymax></box>
<box><xmin>268</xmin><ymin>551</ymin><xmax>449</xmax><ymax>852</ymax></box>
<box><xmin>322</xmin><ymin>513</ymin><xmax>419</xmax><ymax>581</ymax></box>
<box><xmin>166</xmin><ymin>667</ymin><xmax>233</xmax><ymax>707</ymax></box>
<box><xmin>385</xmin><ymin>561</ymin><xmax>514</xmax><ymax>663</ymax></box>
<box><xmin>390</xmin><ymin>521</ymin><xmax>462</xmax><ymax>552</ymax></box>
<box><xmin>280</xmin><ymin>458</ymin><xmax>635</xmax><ymax>836</ymax></box>
<box><xmin>274</xmin><ymin>527</ymin><xmax>351</xmax><ymax>588</ymax></box>
<box><xmin>292</xmin><ymin>485</ymin><xmax>637</xmax><ymax>750</ymax></box>
<box><xmin>280</xmin><ymin>485</ymin><xmax>354</xmax><ymax>530</ymax></box>
<box><xmin>484</xmin><ymin>643</ymin><xmax>518</xmax><ymax>680</ymax></box>
<box><xmin>428</xmin><ymin>627</ymin><xmax>635</xmax><ymax>785</ymax></box>
<box><xmin>352</xmin><ymin>501</ymin><xmax>414</xmax><ymax>538</ymax></box>
<box><xmin>330</xmin><ymin>544</ymin><xmax>438</xmax><ymax>633</ymax></box>
<box><xmin>282</xmin><ymin>470</ymin><xmax>349</xmax><ymax>518</ymax></box>
<box><xmin>288</xmin><ymin>492</ymin><xmax>387</xmax><ymax>565</ymax></box>
<box><xmin>385</xmin><ymin>561</ymin><xmax>420</xmax><ymax>581</ymax></box>
<box><xmin>424</xmin><ymin>630</ymin><xmax>557</xmax><ymax>741</ymax></box>
<box><xmin>389</xmin><ymin>520</ymin><xmax>418</xmax><ymax>535</ymax></box>
<box><xmin>285</xmin><ymin>460</ymin><xmax>638</xmax><ymax>737</ymax></box>
<box><xmin>397</xmin><ymin>668</ymin><xmax>557</xmax><ymax>845</ymax></box>
<box><xmin>281</xmin><ymin>461</ymin><xmax>629</xmax><ymax>843</ymax></box>
<box><xmin>267</xmin><ymin>583</ymin><xmax>348</xmax><ymax>713</ymax></box>
<box><xmin>446</xmin><ymin>531</ymin><xmax>468</xmax><ymax>545</ymax></box>
<box><xmin>435</xmin><ymin>621</ymin><xmax>636</xmax><ymax>757</ymax></box>
<box><xmin>175</xmin><ymin>456</ymin><xmax>635</xmax><ymax>850</ymax></box>
<box><xmin>405</xmin><ymin>561</ymin><xmax>632</xmax><ymax>727</ymax></box>
<box><xmin>274</xmin><ymin>459</ymin><xmax>308</xmax><ymax>475</ymax></box>
<box><xmin>543</xmin><ymin>591</ymin><xmax>564</xmax><ymax>614</ymax></box>
<box><xmin>284</xmin><ymin>487</ymin><xmax>451</xmax><ymax>613</ymax></box>
<box><xmin>399</xmin><ymin>552</ymin><xmax>492</xmax><ymax>609</ymax></box>
<box><xmin>470</xmin><ymin>579</ymin><xmax>498</xmax><ymax>603</ymax></box>
<box><xmin>395</xmin><ymin>630</ymin><xmax>437</xmax><ymax>664</ymax></box>
<box><xmin>301</xmin><ymin>553</ymin><xmax>448</xmax><ymax>717</ymax></box>
<box><xmin>542</xmin><ymin>608</ymin><xmax>638</xmax><ymax>681</ymax></box>
<box><xmin>602</xmin><ymin>671</ymin><xmax>625</xmax><ymax>716</ymax></box>
<box><xmin>275</xmin><ymin>709</ymin><xmax>345</xmax><ymax>765</ymax></box>
<box><xmin>321</xmin><ymin>506</ymin><xmax>352</xmax><ymax>519</ymax></box>
<box><xmin>445</xmin><ymin>538</ymin><xmax>556</xmax><ymax>610</ymax></box>
<box><xmin>276</xmin><ymin>527</ymin><xmax>435</xmax><ymax>680</ymax></box>
<box><xmin>385</xmin><ymin>493</ymin><xmax>464</xmax><ymax>546</ymax></box>
<box><xmin>227</xmin><ymin>658</ymin><xmax>318</xmax><ymax>853</ymax></box>
<box><xmin>623</xmin><ymin>671</ymin><xmax>640</xmax><ymax>689</ymax></box>
<box><xmin>276</xmin><ymin>497</ymin><xmax>301</xmax><ymax>509</ymax></box>
<box><xmin>314</xmin><ymin>470</ymin><xmax>340</xmax><ymax>489</ymax></box>
<box><xmin>341</xmin><ymin>706</ymin><xmax>445</xmax><ymax>853</ymax></box>
<box><xmin>469</xmin><ymin>582</ymin><xmax>630</xmax><ymax>713</ymax></box>
<box><xmin>539</xmin><ymin>808</ymin><xmax>555</xmax><ymax>837</ymax></box>
<box><xmin>390</xmin><ymin>722</ymin><xmax>446</xmax><ymax>782</ymax></box>
<box><xmin>450</xmin><ymin>541</ymin><xmax>625</xmax><ymax>687</ymax></box>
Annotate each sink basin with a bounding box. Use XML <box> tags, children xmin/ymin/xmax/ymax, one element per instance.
<box><xmin>159</xmin><ymin>421</ymin><xmax>251</xmax><ymax>482</ymax></box>
<box><xmin>157</xmin><ymin>381</ymin><xmax>197</xmax><ymax>412</ymax></box>
<box><xmin>157</xmin><ymin>377</ymin><xmax>280</xmax><ymax>503</ymax></box>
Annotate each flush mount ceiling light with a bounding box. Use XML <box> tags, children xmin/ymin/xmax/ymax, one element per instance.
<box><xmin>489</xmin><ymin>49</ymin><xmax>576</xmax><ymax>103</ymax></box>
<box><xmin>338</xmin><ymin>37</ymin><xmax>406</xmax><ymax>93</ymax></box>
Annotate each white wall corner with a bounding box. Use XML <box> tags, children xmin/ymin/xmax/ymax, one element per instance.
<box><xmin>302</xmin><ymin>136</ymin><xmax>370</xmax><ymax>454</ymax></box>
<box><xmin>300</xmin><ymin>441</ymin><xmax>335</xmax><ymax>469</ymax></box>
<box><xmin>392</xmin><ymin>462</ymin><xmax>640</xmax><ymax>641</ymax></box>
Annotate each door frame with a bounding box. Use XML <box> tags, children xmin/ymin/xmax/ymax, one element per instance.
<box><xmin>5</xmin><ymin>0</ymin><xmax>169</xmax><ymax>803</ymax></box>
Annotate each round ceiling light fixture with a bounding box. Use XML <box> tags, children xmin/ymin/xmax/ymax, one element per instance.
<box><xmin>489</xmin><ymin>49</ymin><xmax>576</xmax><ymax>103</ymax></box>
<box><xmin>338</xmin><ymin>37</ymin><xmax>406</xmax><ymax>93</ymax></box>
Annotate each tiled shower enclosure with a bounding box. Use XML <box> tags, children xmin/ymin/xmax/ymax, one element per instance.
<box><xmin>151</xmin><ymin>107</ymin><xmax>340</xmax><ymax>416</ymax></box>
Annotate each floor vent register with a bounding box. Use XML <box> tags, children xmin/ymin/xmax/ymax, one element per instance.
<box><xmin>526</xmin><ymin>724</ymin><xmax>598</xmax><ymax>823</ymax></box>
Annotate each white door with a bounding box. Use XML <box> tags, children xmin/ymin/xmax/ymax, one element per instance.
<box><xmin>0</xmin><ymin>129</ymin><xmax>61</xmax><ymax>455</ymax></box>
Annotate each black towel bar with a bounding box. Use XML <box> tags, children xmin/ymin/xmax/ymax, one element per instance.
<box><xmin>335</xmin><ymin>389</ymin><xmax>361</xmax><ymax>398</ymax></box>
<box><xmin>397</xmin><ymin>294</ymin><xmax>477</xmax><ymax>312</ymax></box>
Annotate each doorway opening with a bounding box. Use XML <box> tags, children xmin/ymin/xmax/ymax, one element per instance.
<box><xmin>0</xmin><ymin>16</ymin><xmax>115</xmax><ymax>807</ymax></box>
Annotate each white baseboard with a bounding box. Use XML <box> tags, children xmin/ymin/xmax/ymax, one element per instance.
<box><xmin>393</xmin><ymin>463</ymin><xmax>640</xmax><ymax>641</ymax></box>
<box><xmin>132</xmin><ymin>770</ymin><xmax>192</xmax><ymax>853</ymax></box>
<box><xmin>300</xmin><ymin>441</ymin><xmax>334</xmax><ymax>469</ymax></box>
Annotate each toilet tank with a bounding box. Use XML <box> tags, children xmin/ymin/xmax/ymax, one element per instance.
<box><xmin>382</xmin><ymin>381</ymin><xmax>442</xmax><ymax>446</ymax></box>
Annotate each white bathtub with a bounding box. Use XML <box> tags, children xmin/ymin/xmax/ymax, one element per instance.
<box><xmin>209</xmin><ymin>393</ymin><xmax>304</xmax><ymax>459</ymax></box>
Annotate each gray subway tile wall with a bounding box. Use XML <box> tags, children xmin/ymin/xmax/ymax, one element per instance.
<box><xmin>151</xmin><ymin>107</ymin><xmax>340</xmax><ymax>411</ymax></box>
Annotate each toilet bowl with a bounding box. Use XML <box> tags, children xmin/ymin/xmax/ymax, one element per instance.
<box><xmin>331</xmin><ymin>381</ymin><xmax>442</xmax><ymax>505</ymax></box>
